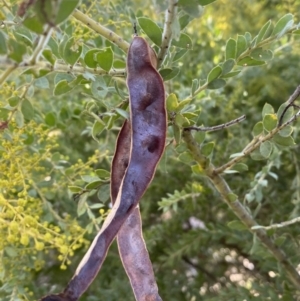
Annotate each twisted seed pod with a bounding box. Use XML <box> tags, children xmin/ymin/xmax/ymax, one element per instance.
<box><xmin>111</xmin><ymin>120</ymin><xmax>162</xmax><ymax>301</ymax></box>
<box><xmin>39</xmin><ymin>36</ymin><xmax>166</xmax><ymax>301</ymax></box>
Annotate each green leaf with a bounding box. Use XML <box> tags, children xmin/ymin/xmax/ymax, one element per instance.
<box><xmin>173</xmin><ymin>124</ymin><xmax>181</xmax><ymax>144</ymax></box>
<box><xmin>191</xmin><ymin>79</ymin><xmax>198</xmax><ymax>96</ymax></box>
<box><xmin>53</xmin><ymin>80</ymin><xmax>73</xmax><ymax>96</ymax></box>
<box><xmin>23</xmin><ymin>15</ymin><xmax>44</xmax><ymax>34</ymax></box>
<box><xmin>263</xmin><ymin>114</ymin><xmax>277</xmax><ymax>131</ymax></box>
<box><xmin>236</xmin><ymin>35</ymin><xmax>247</xmax><ymax>58</ymax></box>
<box><xmin>81</xmin><ymin>175</ymin><xmax>100</xmax><ymax>183</ymax></box>
<box><xmin>8</xmin><ymin>39</ymin><xmax>26</xmax><ymax>63</ymax></box>
<box><xmin>207</xmin><ymin>66</ymin><xmax>222</xmax><ymax>83</ymax></box>
<box><xmin>191</xmin><ymin>164</ymin><xmax>204</xmax><ymax>175</ymax></box>
<box><xmin>55</xmin><ymin>0</ymin><xmax>80</xmax><ymax>25</ymax></box>
<box><xmin>159</xmin><ymin>67</ymin><xmax>180</xmax><ymax>81</ymax></box>
<box><xmin>227</xmin><ymin>220</ymin><xmax>247</xmax><ymax>230</ymax></box>
<box><xmin>0</xmin><ymin>32</ymin><xmax>7</xmax><ymax>54</ymax></box>
<box><xmin>176</xmin><ymin>98</ymin><xmax>192</xmax><ymax>112</ymax></box>
<box><xmin>115</xmin><ymin>108</ymin><xmax>129</xmax><ymax>119</ymax></box>
<box><xmin>273</xmin><ymin>134</ymin><xmax>295</xmax><ymax>147</ymax></box>
<box><xmin>35</xmin><ymin>77</ymin><xmax>49</xmax><ymax>89</ymax></box>
<box><xmin>45</xmin><ymin>112</ymin><xmax>56</xmax><ymax>126</ymax></box>
<box><xmin>77</xmin><ymin>193</ymin><xmax>88</xmax><ymax>217</ymax></box>
<box><xmin>0</xmin><ymin>108</ymin><xmax>10</xmax><ymax>119</ymax></box>
<box><xmin>95</xmin><ymin>47</ymin><xmax>113</xmax><ymax>72</ymax></box>
<box><xmin>137</xmin><ymin>17</ymin><xmax>162</xmax><ymax>46</ymax></box>
<box><xmin>15</xmin><ymin>110</ymin><xmax>24</xmax><ymax>128</ymax></box>
<box><xmin>207</xmin><ymin>79</ymin><xmax>226</xmax><ymax>89</ymax></box>
<box><xmin>201</xmin><ymin>142</ymin><xmax>214</xmax><ymax>156</ymax></box>
<box><xmin>92</xmin><ymin>120</ymin><xmax>105</xmax><ymax>141</ymax></box>
<box><xmin>251</xmin><ymin>48</ymin><xmax>273</xmax><ymax>61</ymax></box>
<box><xmin>194</xmin><ymin>131</ymin><xmax>206</xmax><ymax>144</ymax></box>
<box><xmin>113</xmin><ymin>59</ymin><xmax>126</xmax><ymax>69</ymax></box>
<box><xmin>84</xmin><ymin>49</ymin><xmax>100</xmax><ymax>68</ymax></box>
<box><xmin>255</xmin><ymin>20</ymin><xmax>272</xmax><ymax>45</ymax></box>
<box><xmin>252</xmin><ymin>121</ymin><xmax>263</xmax><ymax>136</ymax></box>
<box><xmin>178</xmin><ymin>0</ymin><xmax>203</xmax><ymax>18</ymax></box>
<box><xmin>85</xmin><ymin>180</ymin><xmax>103</xmax><ymax>190</ymax></box>
<box><xmin>166</xmin><ymin>93</ymin><xmax>179</xmax><ymax>111</ymax></box>
<box><xmin>230</xmin><ymin>163</ymin><xmax>248</xmax><ymax>172</ymax></box>
<box><xmin>69</xmin><ymin>186</ymin><xmax>82</xmax><ymax>193</ymax></box>
<box><xmin>250</xmin><ymin>148</ymin><xmax>266</xmax><ymax>161</ymax></box>
<box><xmin>238</xmin><ymin>56</ymin><xmax>265</xmax><ymax>66</ymax></box>
<box><xmin>172</xmin><ymin>33</ymin><xmax>193</xmax><ymax>49</ymax></box>
<box><xmin>21</xmin><ymin>99</ymin><xmax>34</xmax><ymax>120</ymax></box>
<box><xmin>178</xmin><ymin>152</ymin><xmax>194</xmax><ymax>164</ymax></box>
<box><xmin>277</xmin><ymin>103</ymin><xmax>294</xmax><ymax>124</ymax></box>
<box><xmin>175</xmin><ymin>113</ymin><xmax>189</xmax><ymax>126</ymax></box>
<box><xmin>97</xmin><ymin>184</ymin><xmax>110</xmax><ymax>202</ymax></box>
<box><xmin>262</xmin><ymin>103</ymin><xmax>274</xmax><ymax>117</ymax></box>
<box><xmin>278</xmin><ymin>126</ymin><xmax>293</xmax><ymax>137</ymax></box>
<box><xmin>272</xmin><ymin>13</ymin><xmax>294</xmax><ymax>38</ymax></box>
<box><xmin>221</xmin><ymin>70</ymin><xmax>241</xmax><ymax>79</ymax></box>
<box><xmin>222</xmin><ymin>59</ymin><xmax>235</xmax><ymax>75</ymax></box>
<box><xmin>89</xmin><ymin>203</ymin><xmax>104</xmax><ymax>209</ymax></box>
<box><xmin>91</xmin><ymin>76</ymin><xmax>108</xmax><ymax>98</ymax></box>
<box><xmin>63</xmin><ymin>37</ymin><xmax>82</xmax><ymax>65</ymax></box>
<box><xmin>225</xmin><ymin>38</ymin><xmax>236</xmax><ymax>60</ymax></box>
<box><xmin>8</xmin><ymin>96</ymin><xmax>20</xmax><ymax>107</ymax></box>
<box><xmin>95</xmin><ymin>169</ymin><xmax>110</xmax><ymax>178</ymax></box>
<box><xmin>260</xmin><ymin>141</ymin><xmax>273</xmax><ymax>158</ymax></box>
<box><xmin>173</xmin><ymin>49</ymin><xmax>188</xmax><ymax>62</ymax></box>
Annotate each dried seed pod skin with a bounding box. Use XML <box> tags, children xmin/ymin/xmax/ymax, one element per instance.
<box><xmin>39</xmin><ymin>36</ymin><xmax>166</xmax><ymax>301</ymax></box>
<box><xmin>111</xmin><ymin>120</ymin><xmax>162</xmax><ymax>301</ymax></box>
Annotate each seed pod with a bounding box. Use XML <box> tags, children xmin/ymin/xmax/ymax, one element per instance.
<box><xmin>111</xmin><ymin>120</ymin><xmax>162</xmax><ymax>301</ymax></box>
<box><xmin>39</xmin><ymin>36</ymin><xmax>166</xmax><ymax>301</ymax></box>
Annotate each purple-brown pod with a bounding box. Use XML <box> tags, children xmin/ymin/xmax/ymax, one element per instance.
<box><xmin>111</xmin><ymin>120</ymin><xmax>162</xmax><ymax>301</ymax></box>
<box><xmin>39</xmin><ymin>36</ymin><xmax>166</xmax><ymax>301</ymax></box>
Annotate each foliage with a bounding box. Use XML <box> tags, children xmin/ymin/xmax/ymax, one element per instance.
<box><xmin>0</xmin><ymin>0</ymin><xmax>300</xmax><ymax>300</ymax></box>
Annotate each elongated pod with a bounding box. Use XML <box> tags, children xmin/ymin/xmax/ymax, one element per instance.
<box><xmin>39</xmin><ymin>36</ymin><xmax>166</xmax><ymax>301</ymax></box>
<box><xmin>111</xmin><ymin>120</ymin><xmax>162</xmax><ymax>301</ymax></box>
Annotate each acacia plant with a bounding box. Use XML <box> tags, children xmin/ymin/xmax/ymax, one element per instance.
<box><xmin>1</xmin><ymin>0</ymin><xmax>300</xmax><ymax>300</ymax></box>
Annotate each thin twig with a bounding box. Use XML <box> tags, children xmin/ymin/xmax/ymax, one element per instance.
<box><xmin>252</xmin><ymin>217</ymin><xmax>300</xmax><ymax>231</ymax></box>
<box><xmin>215</xmin><ymin>109</ymin><xmax>300</xmax><ymax>174</ymax></box>
<box><xmin>157</xmin><ymin>0</ymin><xmax>178</xmax><ymax>67</ymax></box>
<box><xmin>72</xmin><ymin>9</ymin><xmax>130</xmax><ymax>53</ymax></box>
<box><xmin>185</xmin><ymin>115</ymin><xmax>246</xmax><ymax>132</ymax></box>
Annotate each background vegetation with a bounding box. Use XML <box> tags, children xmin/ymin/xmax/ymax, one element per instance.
<box><xmin>0</xmin><ymin>0</ymin><xmax>300</xmax><ymax>300</ymax></box>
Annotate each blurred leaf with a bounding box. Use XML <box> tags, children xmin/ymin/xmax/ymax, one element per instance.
<box><xmin>77</xmin><ymin>193</ymin><xmax>88</xmax><ymax>216</ymax></box>
<box><xmin>138</xmin><ymin>17</ymin><xmax>162</xmax><ymax>46</ymax></box>
<box><xmin>21</xmin><ymin>99</ymin><xmax>34</xmax><ymax>120</ymax></box>
<box><xmin>172</xmin><ymin>33</ymin><xmax>193</xmax><ymax>49</ymax></box>
<box><xmin>0</xmin><ymin>32</ymin><xmax>7</xmax><ymax>54</ymax></box>
<box><xmin>263</xmin><ymin>114</ymin><xmax>277</xmax><ymax>131</ymax></box>
<box><xmin>63</xmin><ymin>37</ymin><xmax>82</xmax><ymax>65</ymax></box>
<box><xmin>278</xmin><ymin>126</ymin><xmax>293</xmax><ymax>137</ymax></box>
<box><xmin>23</xmin><ymin>15</ymin><xmax>44</xmax><ymax>34</ymax></box>
<box><xmin>262</xmin><ymin>103</ymin><xmax>274</xmax><ymax>117</ymax></box>
<box><xmin>198</xmin><ymin>0</ymin><xmax>217</xmax><ymax>5</ymax></box>
<box><xmin>92</xmin><ymin>120</ymin><xmax>105</xmax><ymax>141</ymax></box>
<box><xmin>55</xmin><ymin>0</ymin><xmax>80</xmax><ymax>24</ymax></box>
<box><xmin>236</xmin><ymin>35</ymin><xmax>247</xmax><ymax>57</ymax></box>
<box><xmin>97</xmin><ymin>184</ymin><xmax>110</xmax><ymax>202</ymax></box>
<box><xmin>173</xmin><ymin>124</ymin><xmax>181</xmax><ymax>144</ymax></box>
<box><xmin>45</xmin><ymin>112</ymin><xmax>56</xmax><ymax>126</ymax></box>
<box><xmin>159</xmin><ymin>67</ymin><xmax>180</xmax><ymax>81</ymax></box>
<box><xmin>273</xmin><ymin>134</ymin><xmax>295</xmax><ymax>147</ymax></box>
<box><xmin>53</xmin><ymin>80</ymin><xmax>73</xmax><ymax>96</ymax></box>
<box><xmin>277</xmin><ymin>104</ymin><xmax>294</xmax><ymax>124</ymax></box>
<box><xmin>8</xmin><ymin>96</ymin><xmax>20</xmax><ymax>107</ymax></box>
<box><xmin>230</xmin><ymin>163</ymin><xmax>248</xmax><ymax>172</ymax></box>
<box><xmin>252</xmin><ymin>121</ymin><xmax>263</xmax><ymax>136</ymax></box>
<box><xmin>178</xmin><ymin>0</ymin><xmax>203</xmax><ymax>18</ymax></box>
<box><xmin>207</xmin><ymin>78</ymin><xmax>226</xmax><ymax>89</ymax></box>
<box><xmin>260</xmin><ymin>141</ymin><xmax>273</xmax><ymax>158</ymax></box>
<box><xmin>225</xmin><ymin>38</ymin><xmax>236</xmax><ymax>60</ymax></box>
<box><xmin>255</xmin><ymin>20</ymin><xmax>272</xmax><ymax>45</ymax></box>
<box><xmin>85</xmin><ymin>180</ymin><xmax>103</xmax><ymax>190</ymax></box>
<box><xmin>272</xmin><ymin>13</ymin><xmax>294</xmax><ymax>38</ymax></box>
<box><xmin>227</xmin><ymin>220</ymin><xmax>247</xmax><ymax>230</ymax></box>
<box><xmin>95</xmin><ymin>47</ymin><xmax>113</xmax><ymax>72</ymax></box>
<box><xmin>95</xmin><ymin>169</ymin><xmax>110</xmax><ymax>178</ymax></box>
<box><xmin>15</xmin><ymin>110</ymin><xmax>24</xmax><ymax>128</ymax></box>
<box><xmin>178</xmin><ymin>152</ymin><xmax>194</xmax><ymax>164</ymax></box>
<box><xmin>251</xmin><ymin>48</ymin><xmax>273</xmax><ymax>61</ymax></box>
<box><xmin>221</xmin><ymin>70</ymin><xmax>241</xmax><ymax>78</ymax></box>
<box><xmin>84</xmin><ymin>49</ymin><xmax>100</xmax><ymax>68</ymax></box>
<box><xmin>238</xmin><ymin>56</ymin><xmax>265</xmax><ymax>66</ymax></box>
<box><xmin>207</xmin><ymin>66</ymin><xmax>222</xmax><ymax>83</ymax></box>
<box><xmin>201</xmin><ymin>142</ymin><xmax>214</xmax><ymax>156</ymax></box>
<box><xmin>167</xmin><ymin>94</ymin><xmax>179</xmax><ymax>111</ymax></box>
<box><xmin>222</xmin><ymin>59</ymin><xmax>235</xmax><ymax>75</ymax></box>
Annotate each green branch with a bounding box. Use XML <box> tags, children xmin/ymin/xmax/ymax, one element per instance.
<box><xmin>182</xmin><ymin>129</ymin><xmax>300</xmax><ymax>290</ymax></box>
<box><xmin>72</xmin><ymin>9</ymin><xmax>130</xmax><ymax>53</ymax></box>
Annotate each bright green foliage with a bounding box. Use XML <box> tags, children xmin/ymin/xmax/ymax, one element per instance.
<box><xmin>1</xmin><ymin>0</ymin><xmax>300</xmax><ymax>300</ymax></box>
